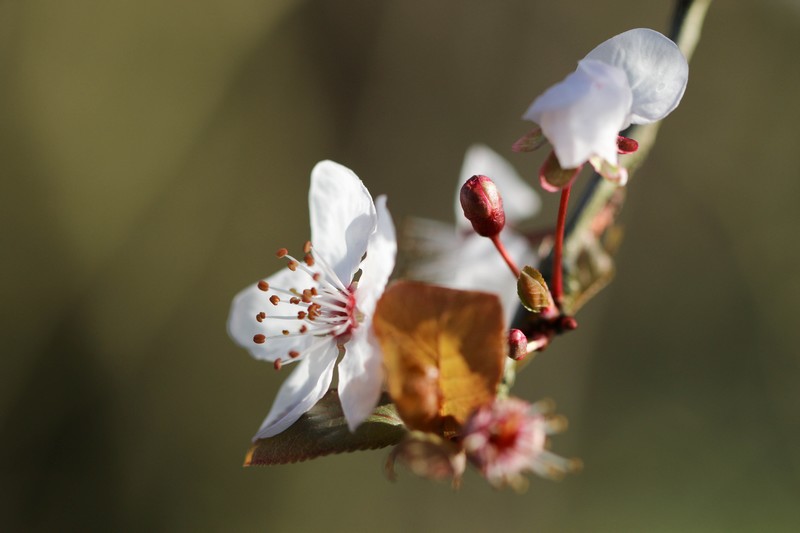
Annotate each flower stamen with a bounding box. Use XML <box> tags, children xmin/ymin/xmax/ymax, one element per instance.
<box><xmin>251</xmin><ymin>243</ymin><xmax>363</xmax><ymax>350</ymax></box>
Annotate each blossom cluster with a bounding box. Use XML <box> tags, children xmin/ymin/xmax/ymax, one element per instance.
<box><xmin>228</xmin><ymin>28</ymin><xmax>687</xmax><ymax>488</ymax></box>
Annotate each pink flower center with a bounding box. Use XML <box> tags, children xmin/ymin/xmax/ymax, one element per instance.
<box><xmin>487</xmin><ymin>414</ymin><xmax>524</xmax><ymax>451</ymax></box>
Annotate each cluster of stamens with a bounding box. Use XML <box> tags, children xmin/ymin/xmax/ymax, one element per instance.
<box><xmin>462</xmin><ymin>398</ymin><xmax>580</xmax><ymax>487</ymax></box>
<box><xmin>251</xmin><ymin>241</ymin><xmax>359</xmax><ymax>371</ymax></box>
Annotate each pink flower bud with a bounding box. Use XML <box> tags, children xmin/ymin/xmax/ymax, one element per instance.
<box><xmin>459</xmin><ymin>175</ymin><xmax>506</xmax><ymax>237</ymax></box>
<box><xmin>508</xmin><ymin>329</ymin><xmax>528</xmax><ymax>361</ymax></box>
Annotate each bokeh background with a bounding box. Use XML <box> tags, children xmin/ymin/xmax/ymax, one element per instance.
<box><xmin>3</xmin><ymin>1</ymin><xmax>800</xmax><ymax>531</ymax></box>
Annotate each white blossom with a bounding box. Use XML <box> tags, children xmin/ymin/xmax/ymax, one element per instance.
<box><xmin>524</xmin><ymin>28</ymin><xmax>688</xmax><ymax>182</ymax></box>
<box><xmin>227</xmin><ymin>161</ymin><xmax>396</xmax><ymax>439</ymax></box>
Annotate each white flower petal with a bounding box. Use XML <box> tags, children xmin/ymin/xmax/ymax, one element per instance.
<box><xmin>524</xmin><ymin>60</ymin><xmax>632</xmax><ymax>168</ymax></box>
<box><xmin>402</xmin><ymin>216</ymin><xmax>538</xmax><ymax>323</ymax></box>
<box><xmin>450</xmin><ymin>232</ymin><xmax>535</xmax><ymax>323</ymax></box>
<box><xmin>585</xmin><ymin>28</ymin><xmax>688</xmax><ymax>125</ymax></box>
<box><xmin>252</xmin><ymin>344</ymin><xmax>339</xmax><ymax>440</ymax></box>
<box><xmin>402</xmin><ymin>217</ymin><xmax>464</xmax><ymax>279</ymax></box>
<box><xmin>337</xmin><ymin>326</ymin><xmax>385</xmax><ymax>431</ymax></box>
<box><xmin>309</xmin><ymin>160</ymin><xmax>377</xmax><ymax>285</ymax></box>
<box><xmin>355</xmin><ymin>195</ymin><xmax>396</xmax><ymax>316</ymax></box>
<box><xmin>455</xmin><ymin>144</ymin><xmax>541</xmax><ymax>228</ymax></box>
<box><xmin>227</xmin><ymin>268</ymin><xmax>315</xmax><ymax>362</ymax></box>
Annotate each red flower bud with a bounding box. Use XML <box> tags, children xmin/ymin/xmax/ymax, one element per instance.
<box><xmin>459</xmin><ymin>175</ymin><xmax>506</xmax><ymax>237</ymax></box>
<box><xmin>508</xmin><ymin>329</ymin><xmax>528</xmax><ymax>361</ymax></box>
<box><xmin>616</xmin><ymin>135</ymin><xmax>639</xmax><ymax>155</ymax></box>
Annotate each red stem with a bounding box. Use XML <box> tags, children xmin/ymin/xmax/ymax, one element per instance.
<box><xmin>490</xmin><ymin>234</ymin><xmax>520</xmax><ymax>278</ymax></box>
<box><xmin>551</xmin><ymin>183</ymin><xmax>572</xmax><ymax>306</ymax></box>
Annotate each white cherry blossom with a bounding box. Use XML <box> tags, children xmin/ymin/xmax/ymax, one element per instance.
<box><xmin>523</xmin><ymin>28</ymin><xmax>688</xmax><ymax>182</ymax></box>
<box><xmin>227</xmin><ymin>160</ymin><xmax>396</xmax><ymax>440</ymax></box>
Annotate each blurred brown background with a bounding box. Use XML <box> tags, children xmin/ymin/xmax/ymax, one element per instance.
<box><xmin>2</xmin><ymin>1</ymin><xmax>799</xmax><ymax>531</ymax></box>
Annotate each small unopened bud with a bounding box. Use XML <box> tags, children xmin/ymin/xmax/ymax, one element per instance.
<box><xmin>460</xmin><ymin>175</ymin><xmax>505</xmax><ymax>237</ymax></box>
<box><xmin>616</xmin><ymin>135</ymin><xmax>639</xmax><ymax>154</ymax></box>
<box><xmin>508</xmin><ymin>329</ymin><xmax>528</xmax><ymax>361</ymax></box>
<box><xmin>558</xmin><ymin>315</ymin><xmax>578</xmax><ymax>332</ymax></box>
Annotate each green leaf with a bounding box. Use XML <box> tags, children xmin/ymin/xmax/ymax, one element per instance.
<box><xmin>244</xmin><ymin>389</ymin><xmax>407</xmax><ymax>466</ymax></box>
<box><xmin>517</xmin><ymin>265</ymin><xmax>553</xmax><ymax>313</ymax></box>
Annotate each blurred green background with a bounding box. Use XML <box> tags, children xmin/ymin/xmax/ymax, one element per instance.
<box><xmin>3</xmin><ymin>1</ymin><xmax>799</xmax><ymax>531</ymax></box>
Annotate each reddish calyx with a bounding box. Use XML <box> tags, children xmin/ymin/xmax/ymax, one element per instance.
<box><xmin>616</xmin><ymin>135</ymin><xmax>639</xmax><ymax>154</ymax></box>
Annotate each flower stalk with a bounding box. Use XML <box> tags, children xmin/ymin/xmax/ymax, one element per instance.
<box><xmin>490</xmin><ymin>234</ymin><xmax>521</xmax><ymax>279</ymax></box>
<box><xmin>551</xmin><ymin>182</ymin><xmax>572</xmax><ymax>307</ymax></box>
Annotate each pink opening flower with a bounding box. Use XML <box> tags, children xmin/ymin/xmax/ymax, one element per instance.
<box><xmin>462</xmin><ymin>397</ymin><xmax>579</xmax><ymax>489</ymax></box>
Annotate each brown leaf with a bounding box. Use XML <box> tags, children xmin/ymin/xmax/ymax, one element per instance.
<box><xmin>244</xmin><ymin>390</ymin><xmax>406</xmax><ymax>466</ymax></box>
<box><xmin>374</xmin><ymin>281</ymin><xmax>506</xmax><ymax>437</ymax></box>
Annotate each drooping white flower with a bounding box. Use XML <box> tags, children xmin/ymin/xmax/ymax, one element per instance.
<box><xmin>227</xmin><ymin>160</ymin><xmax>396</xmax><ymax>440</ymax></box>
<box><xmin>523</xmin><ymin>28</ymin><xmax>688</xmax><ymax>184</ymax></box>
<box><xmin>407</xmin><ymin>144</ymin><xmax>540</xmax><ymax>322</ymax></box>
